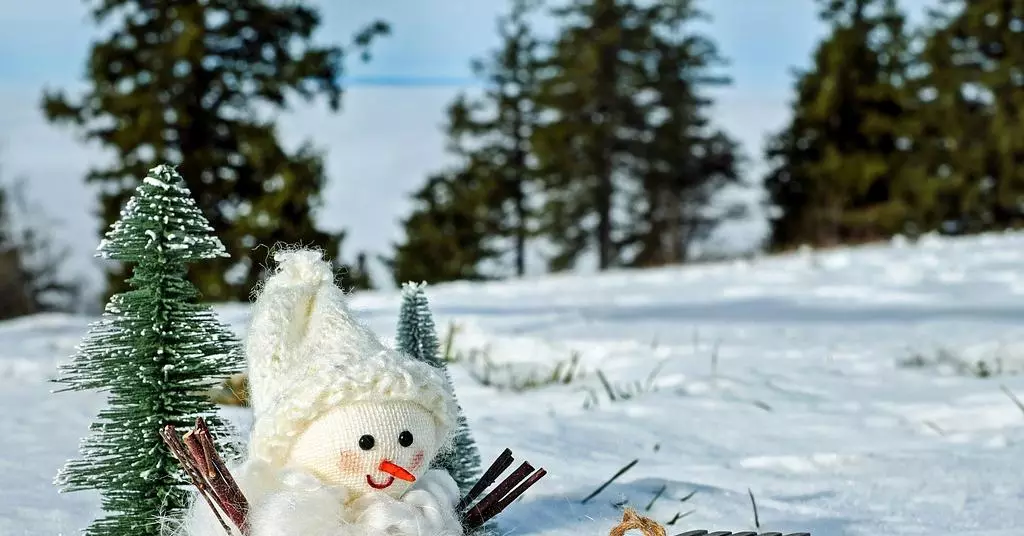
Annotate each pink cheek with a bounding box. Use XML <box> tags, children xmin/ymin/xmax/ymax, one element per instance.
<box><xmin>338</xmin><ymin>450</ymin><xmax>361</xmax><ymax>474</ymax></box>
<box><xmin>409</xmin><ymin>450</ymin><xmax>425</xmax><ymax>471</ymax></box>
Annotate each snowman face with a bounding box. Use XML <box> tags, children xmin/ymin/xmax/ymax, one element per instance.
<box><xmin>286</xmin><ymin>400</ymin><xmax>442</xmax><ymax>499</ymax></box>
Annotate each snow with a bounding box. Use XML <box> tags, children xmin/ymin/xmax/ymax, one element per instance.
<box><xmin>4</xmin><ymin>232</ymin><xmax>1024</xmax><ymax>535</ymax></box>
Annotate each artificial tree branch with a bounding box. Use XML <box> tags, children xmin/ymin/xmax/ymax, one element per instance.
<box><xmin>161</xmin><ymin>418</ymin><xmax>250</xmax><ymax>535</ymax></box>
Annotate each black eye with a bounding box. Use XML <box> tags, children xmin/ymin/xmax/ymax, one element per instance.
<box><xmin>358</xmin><ymin>434</ymin><xmax>375</xmax><ymax>450</ymax></box>
<box><xmin>398</xmin><ymin>431</ymin><xmax>414</xmax><ymax>447</ymax></box>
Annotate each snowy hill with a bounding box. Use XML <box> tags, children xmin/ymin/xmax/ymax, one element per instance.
<box><xmin>4</xmin><ymin>232</ymin><xmax>1024</xmax><ymax>535</ymax></box>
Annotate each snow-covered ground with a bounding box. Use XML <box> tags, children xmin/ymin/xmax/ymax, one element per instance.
<box><xmin>4</xmin><ymin>232</ymin><xmax>1024</xmax><ymax>535</ymax></box>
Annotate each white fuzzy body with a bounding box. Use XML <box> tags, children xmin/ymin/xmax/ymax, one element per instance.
<box><xmin>171</xmin><ymin>459</ymin><xmax>464</xmax><ymax>536</ymax></box>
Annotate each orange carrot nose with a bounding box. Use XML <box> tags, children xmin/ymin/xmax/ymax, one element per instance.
<box><xmin>379</xmin><ymin>460</ymin><xmax>416</xmax><ymax>482</ymax></box>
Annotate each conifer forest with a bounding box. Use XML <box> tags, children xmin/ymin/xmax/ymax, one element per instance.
<box><xmin>2</xmin><ymin>1</ymin><xmax>1024</xmax><ymax>535</ymax></box>
<box><xmin>5</xmin><ymin>0</ymin><xmax>1017</xmax><ymax>305</ymax></box>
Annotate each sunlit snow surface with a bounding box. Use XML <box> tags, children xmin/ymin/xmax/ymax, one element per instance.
<box><xmin>3</xmin><ymin>232</ymin><xmax>1024</xmax><ymax>535</ymax></box>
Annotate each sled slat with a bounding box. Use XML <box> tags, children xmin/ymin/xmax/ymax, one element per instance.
<box><xmin>667</xmin><ymin>528</ymin><xmax>811</xmax><ymax>532</ymax></box>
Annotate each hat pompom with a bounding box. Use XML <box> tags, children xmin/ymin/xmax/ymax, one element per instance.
<box><xmin>270</xmin><ymin>249</ymin><xmax>335</xmax><ymax>288</ymax></box>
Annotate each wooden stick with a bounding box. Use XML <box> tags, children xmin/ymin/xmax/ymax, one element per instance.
<box><xmin>471</xmin><ymin>467</ymin><xmax>547</xmax><ymax>527</ymax></box>
<box><xmin>462</xmin><ymin>461</ymin><xmax>534</xmax><ymax>528</ymax></box>
<box><xmin>161</xmin><ymin>425</ymin><xmax>235</xmax><ymax>535</ymax></box>
<box><xmin>161</xmin><ymin>419</ymin><xmax>250</xmax><ymax>535</ymax></box>
<box><xmin>456</xmin><ymin>448</ymin><xmax>515</xmax><ymax>514</ymax></box>
<box><xmin>183</xmin><ymin>419</ymin><xmax>249</xmax><ymax>533</ymax></box>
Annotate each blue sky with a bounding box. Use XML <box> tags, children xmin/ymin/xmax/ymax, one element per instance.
<box><xmin>0</xmin><ymin>0</ymin><xmax>935</xmax><ymax>294</ymax></box>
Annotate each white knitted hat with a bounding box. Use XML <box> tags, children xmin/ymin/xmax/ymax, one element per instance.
<box><xmin>244</xmin><ymin>248</ymin><xmax>458</xmax><ymax>466</ymax></box>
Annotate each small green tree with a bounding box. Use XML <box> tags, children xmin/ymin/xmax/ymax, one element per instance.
<box><xmin>395</xmin><ymin>282</ymin><xmax>496</xmax><ymax>534</ymax></box>
<box><xmin>396</xmin><ymin>282</ymin><xmax>444</xmax><ymax>368</ymax></box>
<box><xmin>54</xmin><ymin>164</ymin><xmax>242</xmax><ymax>536</ymax></box>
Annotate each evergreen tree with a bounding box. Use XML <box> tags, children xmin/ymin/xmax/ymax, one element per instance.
<box><xmin>622</xmin><ymin>1</ymin><xmax>744</xmax><ymax>266</ymax></box>
<box><xmin>54</xmin><ymin>165</ymin><xmax>242</xmax><ymax>536</ymax></box>
<box><xmin>0</xmin><ymin>162</ymin><xmax>80</xmax><ymax>319</ymax></box>
<box><xmin>388</xmin><ymin>165</ymin><xmax>504</xmax><ymax>285</ymax></box>
<box><xmin>763</xmin><ymin>0</ymin><xmax>916</xmax><ymax>249</ymax></box>
<box><xmin>914</xmin><ymin>0</ymin><xmax>1024</xmax><ymax>233</ymax></box>
<box><xmin>530</xmin><ymin>0</ymin><xmax>650</xmax><ymax>271</ymax></box>
<box><xmin>395</xmin><ymin>283</ymin><xmax>492</xmax><ymax>534</ymax></box>
<box><xmin>396</xmin><ymin>282</ymin><xmax>444</xmax><ymax>369</ymax></box>
<box><xmin>446</xmin><ymin>0</ymin><xmax>545</xmax><ymax>277</ymax></box>
<box><xmin>391</xmin><ymin>0</ymin><xmax>544</xmax><ymax>286</ymax></box>
<box><xmin>42</xmin><ymin>0</ymin><xmax>387</xmax><ymax>301</ymax></box>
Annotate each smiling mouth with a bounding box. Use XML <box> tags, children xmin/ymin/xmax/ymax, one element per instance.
<box><xmin>365</xmin><ymin>474</ymin><xmax>395</xmax><ymax>489</ymax></box>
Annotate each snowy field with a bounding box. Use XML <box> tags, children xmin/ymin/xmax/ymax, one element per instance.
<box><xmin>3</xmin><ymin>232</ymin><xmax>1024</xmax><ymax>535</ymax></box>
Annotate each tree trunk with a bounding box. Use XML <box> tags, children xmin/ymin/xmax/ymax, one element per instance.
<box><xmin>593</xmin><ymin>0</ymin><xmax>617</xmax><ymax>270</ymax></box>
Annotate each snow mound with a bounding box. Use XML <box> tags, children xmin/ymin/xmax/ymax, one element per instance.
<box><xmin>5</xmin><ymin>231</ymin><xmax>1024</xmax><ymax>535</ymax></box>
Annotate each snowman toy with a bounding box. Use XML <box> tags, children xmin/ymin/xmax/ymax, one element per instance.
<box><xmin>174</xmin><ymin>248</ymin><xmax>464</xmax><ymax>536</ymax></box>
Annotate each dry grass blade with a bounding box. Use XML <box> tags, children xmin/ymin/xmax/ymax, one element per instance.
<box><xmin>645</xmin><ymin>484</ymin><xmax>667</xmax><ymax>512</ymax></box>
<box><xmin>748</xmin><ymin>488</ymin><xmax>760</xmax><ymax>529</ymax></box>
<box><xmin>581</xmin><ymin>459</ymin><xmax>638</xmax><ymax>504</ymax></box>
<box><xmin>665</xmin><ymin>509</ymin><xmax>694</xmax><ymax>526</ymax></box>
<box><xmin>999</xmin><ymin>384</ymin><xmax>1024</xmax><ymax>416</ymax></box>
<box><xmin>597</xmin><ymin>369</ymin><xmax>618</xmax><ymax>402</ymax></box>
<box><xmin>678</xmin><ymin>489</ymin><xmax>697</xmax><ymax>503</ymax></box>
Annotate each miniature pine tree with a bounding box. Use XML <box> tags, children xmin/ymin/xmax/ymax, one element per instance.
<box><xmin>396</xmin><ymin>282</ymin><xmax>498</xmax><ymax>534</ymax></box>
<box><xmin>54</xmin><ymin>164</ymin><xmax>242</xmax><ymax>536</ymax></box>
<box><xmin>396</xmin><ymin>281</ymin><xmax>444</xmax><ymax>368</ymax></box>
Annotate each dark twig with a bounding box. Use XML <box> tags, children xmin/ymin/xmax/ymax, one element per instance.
<box><xmin>645</xmin><ymin>484</ymin><xmax>667</xmax><ymax>512</ymax></box>
<box><xmin>596</xmin><ymin>369</ymin><xmax>618</xmax><ymax>402</ymax></box>
<box><xmin>161</xmin><ymin>426</ymin><xmax>234</xmax><ymax>535</ymax></box>
<box><xmin>187</xmin><ymin>418</ymin><xmax>248</xmax><ymax>530</ymax></box>
<box><xmin>1000</xmin><ymin>384</ymin><xmax>1024</xmax><ymax>417</ymax></box>
<box><xmin>581</xmin><ymin>459</ymin><xmax>638</xmax><ymax>504</ymax></box>
<box><xmin>456</xmin><ymin>448</ymin><xmax>514</xmax><ymax>513</ymax></box>
<box><xmin>474</xmin><ymin>468</ymin><xmax>547</xmax><ymax>525</ymax></box>
<box><xmin>748</xmin><ymin>487</ymin><xmax>760</xmax><ymax>529</ymax></box>
<box><xmin>463</xmin><ymin>461</ymin><xmax>534</xmax><ymax>527</ymax></box>
<box><xmin>161</xmin><ymin>418</ymin><xmax>249</xmax><ymax>535</ymax></box>
<box><xmin>665</xmin><ymin>509</ymin><xmax>694</xmax><ymax>526</ymax></box>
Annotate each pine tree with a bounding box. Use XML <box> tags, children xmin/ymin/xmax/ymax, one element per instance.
<box><xmin>396</xmin><ymin>282</ymin><xmax>444</xmax><ymax>369</ymax></box>
<box><xmin>388</xmin><ymin>165</ymin><xmax>504</xmax><ymax>285</ymax></box>
<box><xmin>42</xmin><ymin>0</ymin><xmax>387</xmax><ymax>301</ymax></box>
<box><xmin>395</xmin><ymin>283</ymin><xmax>493</xmax><ymax>534</ymax></box>
<box><xmin>446</xmin><ymin>0</ymin><xmax>545</xmax><ymax>277</ymax></box>
<box><xmin>622</xmin><ymin>0</ymin><xmax>744</xmax><ymax>266</ymax></box>
<box><xmin>0</xmin><ymin>161</ymin><xmax>80</xmax><ymax>319</ymax></box>
<box><xmin>531</xmin><ymin>0</ymin><xmax>667</xmax><ymax>270</ymax></box>
<box><xmin>763</xmin><ymin>0</ymin><xmax>916</xmax><ymax>249</ymax></box>
<box><xmin>54</xmin><ymin>165</ymin><xmax>242</xmax><ymax>536</ymax></box>
<box><xmin>914</xmin><ymin>0</ymin><xmax>1024</xmax><ymax>233</ymax></box>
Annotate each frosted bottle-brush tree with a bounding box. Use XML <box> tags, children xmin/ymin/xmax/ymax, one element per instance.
<box><xmin>396</xmin><ymin>282</ymin><xmax>498</xmax><ymax>534</ymax></box>
<box><xmin>54</xmin><ymin>165</ymin><xmax>242</xmax><ymax>536</ymax></box>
